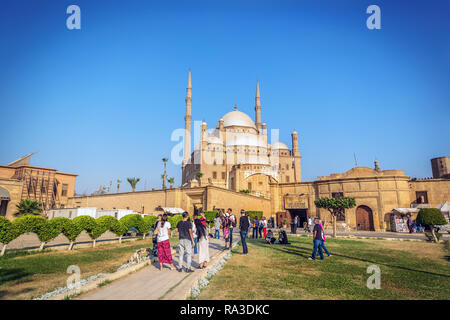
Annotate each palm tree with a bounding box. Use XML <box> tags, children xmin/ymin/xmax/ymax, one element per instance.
<box><xmin>167</xmin><ymin>177</ymin><xmax>174</xmax><ymax>188</ymax></box>
<box><xmin>196</xmin><ymin>172</ymin><xmax>203</xmax><ymax>180</ymax></box>
<box><xmin>116</xmin><ymin>179</ymin><xmax>121</xmax><ymax>193</ymax></box>
<box><xmin>162</xmin><ymin>158</ymin><xmax>168</xmax><ymax>189</ymax></box>
<box><xmin>127</xmin><ymin>177</ymin><xmax>140</xmax><ymax>192</ymax></box>
<box><xmin>14</xmin><ymin>198</ymin><xmax>43</xmax><ymax>217</ymax></box>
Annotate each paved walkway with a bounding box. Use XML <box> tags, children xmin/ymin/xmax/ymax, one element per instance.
<box><xmin>80</xmin><ymin>232</ymin><xmax>240</xmax><ymax>300</ymax></box>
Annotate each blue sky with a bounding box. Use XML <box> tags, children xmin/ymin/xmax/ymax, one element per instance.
<box><xmin>0</xmin><ymin>0</ymin><xmax>449</xmax><ymax>194</ymax></box>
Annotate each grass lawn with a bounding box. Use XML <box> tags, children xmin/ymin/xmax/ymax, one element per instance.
<box><xmin>0</xmin><ymin>235</ymin><xmax>179</xmax><ymax>300</ymax></box>
<box><xmin>196</xmin><ymin>235</ymin><xmax>450</xmax><ymax>300</ymax></box>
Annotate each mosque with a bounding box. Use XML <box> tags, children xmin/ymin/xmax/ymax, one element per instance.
<box><xmin>181</xmin><ymin>70</ymin><xmax>301</xmax><ymax>199</ymax></box>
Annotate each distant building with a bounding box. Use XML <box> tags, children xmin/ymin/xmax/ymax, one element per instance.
<box><xmin>431</xmin><ymin>157</ymin><xmax>450</xmax><ymax>179</ymax></box>
<box><xmin>0</xmin><ymin>153</ymin><xmax>77</xmax><ymax>219</ymax></box>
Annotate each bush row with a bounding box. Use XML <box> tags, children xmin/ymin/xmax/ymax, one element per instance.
<box><xmin>0</xmin><ymin>214</ymin><xmax>159</xmax><ymax>255</ymax></box>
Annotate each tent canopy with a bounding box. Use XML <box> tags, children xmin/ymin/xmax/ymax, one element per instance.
<box><xmin>392</xmin><ymin>208</ymin><xmax>419</xmax><ymax>214</ymax></box>
<box><xmin>436</xmin><ymin>202</ymin><xmax>450</xmax><ymax>212</ymax></box>
<box><xmin>156</xmin><ymin>206</ymin><xmax>185</xmax><ymax>214</ymax></box>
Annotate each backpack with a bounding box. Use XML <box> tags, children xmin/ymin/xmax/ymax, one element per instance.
<box><xmin>230</xmin><ymin>215</ymin><xmax>236</xmax><ymax>227</ymax></box>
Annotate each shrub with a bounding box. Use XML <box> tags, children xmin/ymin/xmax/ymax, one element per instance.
<box><xmin>73</xmin><ymin>215</ymin><xmax>96</xmax><ymax>238</ymax></box>
<box><xmin>204</xmin><ymin>211</ymin><xmax>219</xmax><ymax>223</ymax></box>
<box><xmin>0</xmin><ymin>217</ymin><xmax>19</xmax><ymax>256</ymax></box>
<box><xmin>168</xmin><ymin>215</ymin><xmax>183</xmax><ymax>230</ymax></box>
<box><xmin>14</xmin><ymin>198</ymin><xmax>43</xmax><ymax>217</ymax></box>
<box><xmin>416</xmin><ymin>208</ymin><xmax>446</xmax><ymax>226</ymax></box>
<box><xmin>246</xmin><ymin>211</ymin><xmax>263</xmax><ymax>221</ymax></box>
<box><xmin>119</xmin><ymin>214</ymin><xmax>144</xmax><ymax>231</ymax></box>
<box><xmin>12</xmin><ymin>215</ymin><xmax>55</xmax><ymax>251</ymax></box>
<box><xmin>50</xmin><ymin>217</ymin><xmax>82</xmax><ymax>250</ymax></box>
<box><xmin>140</xmin><ymin>215</ymin><xmax>157</xmax><ymax>238</ymax></box>
<box><xmin>417</xmin><ymin>208</ymin><xmax>446</xmax><ymax>243</ymax></box>
<box><xmin>109</xmin><ymin>220</ymin><xmax>128</xmax><ymax>243</ymax></box>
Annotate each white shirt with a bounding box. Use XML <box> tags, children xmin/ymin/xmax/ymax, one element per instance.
<box><xmin>156</xmin><ymin>221</ymin><xmax>171</xmax><ymax>242</ymax></box>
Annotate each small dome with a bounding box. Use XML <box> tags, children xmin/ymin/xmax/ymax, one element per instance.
<box><xmin>271</xmin><ymin>142</ymin><xmax>289</xmax><ymax>150</ymax></box>
<box><xmin>220</xmin><ymin>110</ymin><xmax>256</xmax><ymax>129</ymax></box>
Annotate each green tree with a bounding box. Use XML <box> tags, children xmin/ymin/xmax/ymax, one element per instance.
<box><xmin>167</xmin><ymin>177</ymin><xmax>175</xmax><ymax>189</ymax></box>
<box><xmin>49</xmin><ymin>217</ymin><xmax>82</xmax><ymax>250</ymax></box>
<box><xmin>127</xmin><ymin>177</ymin><xmax>140</xmax><ymax>192</ymax></box>
<box><xmin>416</xmin><ymin>208</ymin><xmax>446</xmax><ymax>243</ymax></box>
<box><xmin>162</xmin><ymin>158</ymin><xmax>168</xmax><ymax>189</ymax></box>
<box><xmin>196</xmin><ymin>172</ymin><xmax>203</xmax><ymax>183</ymax></box>
<box><xmin>314</xmin><ymin>197</ymin><xmax>356</xmax><ymax>238</ymax></box>
<box><xmin>0</xmin><ymin>217</ymin><xmax>19</xmax><ymax>256</ymax></box>
<box><xmin>14</xmin><ymin>198</ymin><xmax>43</xmax><ymax>217</ymax></box>
<box><xmin>73</xmin><ymin>215</ymin><xmax>100</xmax><ymax>247</ymax></box>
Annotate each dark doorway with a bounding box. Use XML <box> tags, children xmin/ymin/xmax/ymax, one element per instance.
<box><xmin>289</xmin><ymin>209</ymin><xmax>308</xmax><ymax>227</ymax></box>
<box><xmin>356</xmin><ymin>205</ymin><xmax>374</xmax><ymax>231</ymax></box>
<box><xmin>0</xmin><ymin>200</ymin><xmax>8</xmax><ymax>217</ymax></box>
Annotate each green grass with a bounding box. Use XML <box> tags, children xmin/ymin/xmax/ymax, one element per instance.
<box><xmin>0</xmin><ymin>235</ymin><xmax>179</xmax><ymax>300</ymax></box>
<box><xmin>196</xmin><ymin>236</ymin><xmax>450</xmax><ymax>300</ymax></box>
<box><xmin>97</xmin><ymin>279</ymin><xmax>112</xmax><ymax>288</ymax></box>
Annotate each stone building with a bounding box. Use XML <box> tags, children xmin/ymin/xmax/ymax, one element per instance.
<box><xmin>181</xmin><ymin>70</ymin><xmax>301</xmax><ymax>199</ymax></box>
<box><xmin>0</xmin><ymin>153</ymin><xmax>77</xmax><ymax>219</ymax></box>
<box><xmin>431</xmin><ymin>157</ymin><xmax>450</xmax><ymax>179</ymax></box>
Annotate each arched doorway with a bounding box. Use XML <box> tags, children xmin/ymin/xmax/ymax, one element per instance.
<box><xmin>356</xmin><ymin>205</ymin><xmax>374</xmax><ymax>231</ymax></box>
<box><xmin>0</xmin><ymin>187</ymin><xmax>10</xmax><ymax>217</ymax></box>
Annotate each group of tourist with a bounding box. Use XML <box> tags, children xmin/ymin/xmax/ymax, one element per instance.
<box><xmin>153</xmin><ymin>212</ymin><xmax>210</xmax><ymax>272</ymax></box>
<box><xmin>250</xmin><ymin>216</ymin><xmax>268</xmax><ymax>239</ymax></box>
<box><xmin>153</xmin><ymin>211</ymin><xmax>332</xmax><ymax>272</ymax></box>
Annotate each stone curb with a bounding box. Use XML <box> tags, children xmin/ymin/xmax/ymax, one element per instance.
<box><xmin>49</xmin><ymin>249</ymin><xmax>177</xmax><ymax>300</ymax></box>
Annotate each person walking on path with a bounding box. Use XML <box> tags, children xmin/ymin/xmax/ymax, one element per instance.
<box><xmin>223</xmin><ymin>213</ymin><xmax>231</xmax><ymax>250</ymax></box>
<box><xmin>252</xmin><ymin>216</ymin><xmax>259</xmax><ymax>239</ymax></box>
<box><xmin>262</xmin><ymin>216</ymin><xmax>268</xmax><ymax>238</ymax></box>
<box><xmin>154</xmin><ymin>214</ymin><xmax>176</xmax><ymax>271</ymax></box>
<box><xmin>192</xmin><ymin>213</ymin><xmax>199</xmax><ymax>255</ymax></box>
<box><xmin>309</xmin><ymin>218</ymin><xmax>332</xmax><ymax>261</ymax></box>
<box><xmin>228</xmin><ymin>208</ymin><xmax>236</xmax><ymax>249</ymax></box>
<box><xmin>214</xmin><ymin>213</ymin><xmax>221</xmax><ymax>239</ymax></box>
<box><xmin>175</xmin><ymin>212</ymin><xmax>195</xmax><ymax>273</ymax></box>
<box><xmin>239</xmin><ymin>209</ymin><xmax>250</xmax><ymax>255</ymax></box>
<box><xmin>194</xmin><ymin>214</ymin><xmax>210</xmax><ymax>268</ymax></box>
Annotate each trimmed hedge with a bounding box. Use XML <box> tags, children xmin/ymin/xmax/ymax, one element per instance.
<box><xmin>0</xmin><ymin>213</ymin><xmax>157</xmax><ymax>254</ymax></box>
<box><xmin>246</xmin><ymin>211</ymin><xmax>263</xmax><ymax>220</ymax></box>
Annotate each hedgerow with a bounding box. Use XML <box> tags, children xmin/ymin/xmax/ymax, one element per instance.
<box><xmin>0</xmin><ymin>212</ymin><xmax>157</xmax><ymax>253</ymax></box>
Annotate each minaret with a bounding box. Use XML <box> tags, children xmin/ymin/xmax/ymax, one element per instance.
<box><xmin>183</xmin><ymin>69</ymin><xmax>192</xmax><ymax>168</ymax></box>
<box><xmin>291</xmin><ymin>130</ymin><xmax>301</xmax><ymax>182</ymax></box>
<box><xmin>255</xmin><ymin>81</ymin><xmax>262</xmax><ymax>133</ymax></box>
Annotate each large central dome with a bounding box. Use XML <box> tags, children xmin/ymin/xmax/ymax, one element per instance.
<box><xmin>220</xmin><ymin>110</ymin><xmax>256</xmax><ymax>129</ymax></box>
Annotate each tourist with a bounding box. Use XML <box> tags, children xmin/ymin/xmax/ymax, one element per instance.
<box><xmin>239</xmin><ymin>209</ymin><xmax>250</xmax><ymax>255</ymax></box>
<box><xmin>407</xmin><ymin>215</ymin><xmax>412</xmax><ymax>233</ymax></box>
<box><xmin>293</xmin><ymin>215</ymin><xmax>298</xmax><ymax>234</ymax></box>
<box><xmin>228</xmin><ymin>208</ymin><xmax>236</xmax><ymax>248</ymax></box>
<box><xmin>252</xmin><ymin>216</ymin><xmax>259</xmax><ymax>239</ymax></box>
<box><xmin>176</xmin><ymin>212</ymin><xmax>195</xmax><ymax>273</ymax></box>
<box><xmin>154</xmin><ymin>214</ymin><xmax>176</xmax><ymax>270</ymax></box>
<box><xmin>200</xmin><ymin>211</ymin><xmax>207</xmax><ymax>227</ymax></box>
<box><xmin>309</xmin><ymin>218</ymin><xmax>331</xmax><ymax>260</ymax></box>
<box><xmin>194</xmin><ymin>214</ymin><xmax>210</xmax><ymax>268</ymax></box>
<box><xmin>258</xmin><ymin>217</ymin><xmax>264</xmax><ymax>238</ymax></box>
<box><xmin>307</xmin><ymin>217</ymin><xmax>313</xmax><ymax>233</ymax></box>
<box><xmin>192</xmin><ymin>213</ymin><xmax>199</xmax><ymax>255</ymax></box>
<box><xmin>262</xmin><ymin>216</ymin><xmax>268</xmax><ymax>238</ymax></box>
<box><xmin>214</xmin><ymin>213</ymin><xmax>221</xmax><ymax>239</ymax></box>
<box><xmin>223</xmin><ymin>213</ymin><xmax>231</xmax><ymax>250</ymax></box>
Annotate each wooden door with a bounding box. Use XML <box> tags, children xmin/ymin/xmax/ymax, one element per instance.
<box><xmin>356</xmin><ymin>206</ymin><xmax>374</xmax><ymax>231</ymax></box>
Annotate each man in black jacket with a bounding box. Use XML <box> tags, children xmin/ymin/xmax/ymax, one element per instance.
<box><xmin>239</xmin><ymin>209</ymin><xmax>250</xmax><ymax>255</ymax></box>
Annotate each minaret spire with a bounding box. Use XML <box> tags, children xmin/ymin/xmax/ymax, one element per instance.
<box><xmin>255</xmin><ymin>80</ymin><xmax>262</xmax><ymax>133</ymax></box>
<box><xmin>183</xmin><ymin>69</ymin><xmax>192</xmax><ymax>170</ymax></box>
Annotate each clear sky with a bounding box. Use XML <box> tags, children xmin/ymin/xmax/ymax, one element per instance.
<box><xmin>0</xmin><ymin>0</ymin><xmax>449</xmax><ymax>194</ymax></box>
